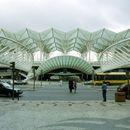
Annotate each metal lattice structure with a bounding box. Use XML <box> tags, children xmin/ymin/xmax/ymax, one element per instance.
<box><xmin>99</xmin><ymin>38</ymin><xmax>130</xmax><ymax>72</ymax></box>
<box><xmin>0</xmin><ymin>28</ymin><xmax>130</xmax><ymax>77</ymax></box>
<box><xmin>35</xmin><ymin>55</ymin><xmax>93</xmax><ymax>75</ymax></box>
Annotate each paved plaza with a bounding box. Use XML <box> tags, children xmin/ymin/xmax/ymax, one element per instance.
<box><xmin>0</xmin><ymin>82</ymin><xmax>130</xmax><ymax>130</ymax></box>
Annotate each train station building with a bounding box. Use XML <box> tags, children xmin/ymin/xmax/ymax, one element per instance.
<box><xmin>0</xmin><ymin>28</ymin><xmax>130</xmax><ymax>130</ymax></box>
<box><xmin>0</xmin><ymin>28</ymin><xmax>130</xmax><ymax>81</ymax></box>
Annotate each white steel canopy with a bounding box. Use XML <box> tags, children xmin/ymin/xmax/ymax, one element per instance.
<box><xmin>0</xmin><ymin>28</ymin><xmax>130</xmax><ymax>75</ymax></box>
<box><xmin>98</xmin><ymin>38</ymin><xmax>130</xmax><ymax>72</ymax></box>
<box><xmin>35</xmin><ymin>55</ymin><xmax>93</xmax><ymax>76</ymax></box>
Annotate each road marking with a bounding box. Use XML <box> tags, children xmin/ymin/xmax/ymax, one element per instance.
<box><xmin>115</xmin><ymin>124</ymin><xmax>130</xmax><ymax>129</ymax></box>
<box><xmin>61</xmin><ymin>120</ymin><xmax>105</xmax><ymax>125</ymax></box>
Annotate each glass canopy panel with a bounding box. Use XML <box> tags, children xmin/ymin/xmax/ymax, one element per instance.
<box><xmin>27</xmin><ymin>29</ymin><xmax>40</xmax><ymax>41</ymax></box>
<box><xmin>91</xmin><ymin>30</ymin><xmax>103</xmax><ymax>40</ymax></box>
<box><xmin>125</xmin><ymin>29</ymin><xmax>130</xmax><ymax>38</ymax></box>
<box><xmin>16</xmin><ymin>30</ymin><xmax>29</xmax><ymax>41</ymax></box>
<box><xmin>53</xmin><ymin>30</ymin><xmax>65</xmax><ymax>39</ymax></box>
<box><xmin>78</xmin><ymin>29</ymin><xmax>91</xmax><ymax>40</ymax></box>
<box><xmin>55</xmin><ymin>38</ymin><xmax>61</xmax><ymax>43</ymax></box>
<box><xmin>66</xmin><ymin>30</ymin><xmax>78</xmax><ymax>40</ymax></box>
<box><xmin>103</xmin><ymin>29</ymin><xmax>116</xmax><ymax>41</ymax></box>
<box><xmin>114</xmin><ymin>30</ymin><xmax>128</xmax><ymax>42</ymax></box>
<box><xmin>39</xmin><ymin>29</ymin><xmax>52</xmax><ymax>39</ymax></box>
<box><xmin>15</xmin><ymin>29</ymin><xmax>27</xmax><ymax>40</ymax></box>
<box><xmin>96</xmin><ymin>38</ymin><xmax>108</xmax><ymax>48</ymax></box>
<box><xmin>44</xmin><ymin>30</ymin><xmax>53</xmax><ymax>39</ymax></box>
<box><xmin>0</xmin><ymin>31</ymin><xmax>5</xmax><ymax>37</ymax></box>
<box><xmin>1</xmin><ymin>29</ymin><xmax>16</xmax><ymax>40</ymax></box>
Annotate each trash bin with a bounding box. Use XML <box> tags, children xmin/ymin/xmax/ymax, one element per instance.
<box><xmin>115</xmin><ymin>92</ymin><xmax>126</xmax><ymax>102</ymax></box>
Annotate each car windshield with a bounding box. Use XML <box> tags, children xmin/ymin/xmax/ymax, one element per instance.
<box><xmin>2</xmin><ymin>82</ymin><xmax>12</xmax><ymax>89</ymax></box>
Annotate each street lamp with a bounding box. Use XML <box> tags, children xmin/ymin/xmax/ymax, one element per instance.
<box><xmin>32</xmin><ymin>66</ymin><xmax>36</xmax><ymax>90</ymax></box>
<box><xmin>41</xmin><ymin>70</ymin><xmax>43</xmax><ymax>86</ymax></box>
<box><xmin>92</xmin><ymin>69</ymin><xmax>95</xmax><ymax>87</ymax></box>
<box><xmin>126</xmin><ymin>71</ymin><xmax>130</xmax><ymax>99</ymax></box>
<box><xmin>10</xmin><ymin>62</ymin><xmax>15</xmax><ymax>100</ymax></box>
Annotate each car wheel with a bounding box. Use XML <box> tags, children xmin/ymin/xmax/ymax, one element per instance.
<box><xmin>8</xmin><ymin>92</ymin><xmax>12</xmax><ymax>97</ymax></box>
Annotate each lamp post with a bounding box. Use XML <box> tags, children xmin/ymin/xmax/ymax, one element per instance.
<box><xmin>126</xmin><ymin>71</ymin><xmax>130</xmax><ymax>99</ymax></box>
<box><xmin>92</xmin><ymin>69</ymin><xmax>95</xmax><ymax>87</ymax></box>
<box><xmin>10</xmin><ymin>62</ymin><xmax>15</xmax><ymax>100</ymax></box>
<box><xmin>126</xmin><ymin>71</ymin><xmax>129</xmax><ymax>85</ymax></box>
<box><xmin>41</xmin><ymin>70</ymin><xmax>43</xmax><ymax>87</ymax></box>
<box><xmin>32</xmin><ymin>66</ymin><xmax>36</xmax><ymax>90</ymax></box>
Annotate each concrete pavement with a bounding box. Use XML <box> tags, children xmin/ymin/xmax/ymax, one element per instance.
<box><xmin>0</xmin><ymin>82</ymin><xmax>130</xmax><ymax>130</ymax></box>
<box><xmin>0</xmin><ymin>100</ymin><xmax>130</xmax><ymax>130</ymax></box>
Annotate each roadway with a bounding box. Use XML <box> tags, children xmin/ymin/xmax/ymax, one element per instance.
<box><xmin>19</xmin><ymin>81</ymin><xmax>116</xmax><ymax>101</ymax></box>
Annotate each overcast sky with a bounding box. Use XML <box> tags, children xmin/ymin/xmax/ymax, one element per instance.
<box><xmin>0</xmin><ymin>0</ymin><xmax>130</xmax><ymax>32</ymax></box>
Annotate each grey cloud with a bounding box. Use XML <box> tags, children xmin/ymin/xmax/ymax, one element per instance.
<box><xmin>0</xmin><ymin>0</ymin><xmax>130</xmax><ymax>32</ymax></box>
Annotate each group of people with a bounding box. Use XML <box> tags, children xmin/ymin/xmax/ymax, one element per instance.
<box><xmin>68</xmin><ymin>80</ymin><xmax>108</xmax><ymax>101</ymax></box>
<box><xmin>61</xmin><ymin>79</ymin><xmax>108</xmax><ymax>101</ymax></box>
<box><xmin>68</xmin><ymin>79</ymin><xmax>77</xmax><ymax>93</ymax></box>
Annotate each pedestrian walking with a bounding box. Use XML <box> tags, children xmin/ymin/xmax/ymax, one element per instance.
<box><xmin>59</xmin><ymin>79</ymin><xmax>62</xmax><ymax>87</ymax></box>
<box><xmin>68</xmin><ymin>79</ymin><xmax>73</xmax><ymax>93</ymax></box>
<box><xmin>102</xmin><ymin>81</ymin><xmax>107</xmax><ymax>102</ymax></box>
<box><xmin>73</xmin><ymin>80</ymin><xmax>77</xmax><ymax>93</ymax></box>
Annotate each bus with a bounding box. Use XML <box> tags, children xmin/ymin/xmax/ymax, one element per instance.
<box><xmin>94</xmin><ymin>72</ymin><xmax>130</xmax><ymax>85</ymax></box>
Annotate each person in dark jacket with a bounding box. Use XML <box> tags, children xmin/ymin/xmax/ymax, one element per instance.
<box><xmin>73</xmin><ymin>80</ymin><xmax>77</xmax><ymax>93</ymax></box>
<box><xmin>68</xmin><ymin>80</ymin><xmax>73</xmax><ymax>93</ymax></box>
<box><xmin>102</xmin><ymin>81</ymin><xmax>107</xmax><ymax>102</ymax></box>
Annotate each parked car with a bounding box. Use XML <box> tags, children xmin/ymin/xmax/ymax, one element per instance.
<box><xmin>0</xmin><ymin>79</ymin><xmax>11</xmax><ymax>84</ymax></box>
<box><xmin>84</xmin><ymin>80</ymin><xmax>93</xmax><ymax>85</ymax></box>
<box><xmin>0</xmin><ymin>81</ymin><xmax>23</xmax><ymax>97</ymax></box>
<box><xmin>14</xmin><ymin>80</ymin><xmax>27</xmax><ymax>85</ymax></box>
<box><xmin>117</xmin><ymin>84</ymin><xmax>130</xmax><ymax>99</ymax></box>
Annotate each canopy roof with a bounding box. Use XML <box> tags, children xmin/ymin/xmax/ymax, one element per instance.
<box><xmin>1</xmin><ymin>28</ymin><xmax>130</xmax><ymax>54</ymax></box>
<box><xmin>0</xmin><ymin>28</ymin><xmax>130</xmax><ymax>74</ymax></box>
<box><xmin>35</xmin><ymin>55</ymin><xmax>93</xmax><ymax>76</ymax></box>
